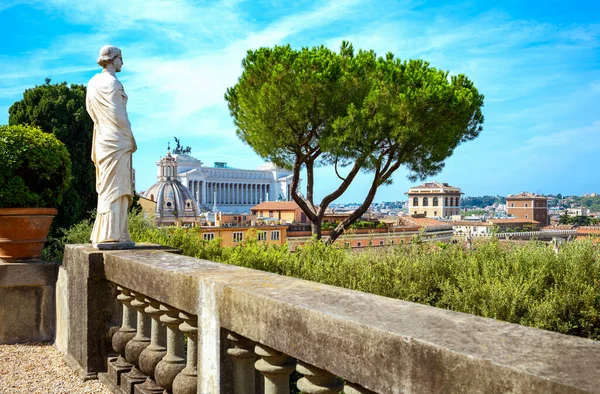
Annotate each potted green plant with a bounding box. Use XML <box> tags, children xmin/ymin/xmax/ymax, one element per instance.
<box><xmin>0</xmin><ymin>124</ymin><xmax>71</xmax><ymax>261</ymax></box>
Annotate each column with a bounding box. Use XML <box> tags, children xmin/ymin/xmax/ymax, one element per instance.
<box><xmin>255</xmin><ymin>344</ymin><xmax>295</xmax><ymax>394</ymax></box>
<box><xmin>137</xmin><ymin>298</ymin><xmax>168</xmax><ymax>394</ymax></box>
<box><xmin>154</xmin><ymin>304</ymin><xmax>186</xmax><ymax>392</ymax></box>
<box><xmin>122</xmin><ymin>292</ymin><xmax>152</xmax><ymax>393</ymax></box>
<box><xmin>172</xmin><ymin>312</ymin><xmax>198</xmax><ymax>394</ymax></box>
<box><xmin>226</xmin><ymin>332</ymin><xmax>256</xmax><ymax>394</ymax></box>
<box><xmin>108</xmin><ymin>286</ymin><xmax>137</xmax><ymax>386</ymax></box>
<box><xmin>296</xmin><ymin>361</ymin><xmax>342</xmax><ymax>394</ymax></box>
<box><xmin>201</xmin><ymin>181</ymin><xmax>206</xmax><ymax>206</ymax></box>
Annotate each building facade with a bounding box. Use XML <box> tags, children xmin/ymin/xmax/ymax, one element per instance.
<box><xmin>174</xmin><ymin>155</ymin><xmax>294</xmax><ymax>214</ymax></box>
<box><xmin>506</xmin><ymin>192</ymin><xmax>549</xmax><ymax>225</ymax></box>
<box><xmin>406</xmin><ymin>182</ymin><xmax>462</xmax><ymax>218</ymax></box>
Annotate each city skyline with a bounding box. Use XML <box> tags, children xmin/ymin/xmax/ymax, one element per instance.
<box><xmin>1</xmin><ymin>0</ymin><xmax>599</xmax><ymax>202</ymax></box>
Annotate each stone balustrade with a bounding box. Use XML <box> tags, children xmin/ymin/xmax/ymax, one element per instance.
<box><xmin>58</xmin><ymin>245</ymin><xmax>600</xmax><ymax>393</ymax></box>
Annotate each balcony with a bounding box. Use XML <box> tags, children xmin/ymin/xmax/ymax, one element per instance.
<box><xmin>1</xmin><ymin>244</ymin><xmax>599</xmax><ymax>393</ymax></box>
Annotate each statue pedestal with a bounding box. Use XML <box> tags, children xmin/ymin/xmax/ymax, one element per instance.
<box><xmin>94</xmin><ymin>242</ymin><xmax>136</xmax><ymax>250</ymax></box>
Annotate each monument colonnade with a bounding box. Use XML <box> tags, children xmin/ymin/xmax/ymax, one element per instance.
<box><xmin>188</xmin><ymin>180</ymin><xmax>271</xmax><ymax>207</ymax></box>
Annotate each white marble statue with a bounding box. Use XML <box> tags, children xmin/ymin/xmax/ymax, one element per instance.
<box><xmin>86</xmin><ymin>45</ymin><xmax>137</xmax><ymax>246</ymax></box>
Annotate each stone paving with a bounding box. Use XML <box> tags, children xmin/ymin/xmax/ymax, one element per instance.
<box><xmin>0</xmin><ymin>342</ymin><xmax>111</xmax><ymax>394</ymax></box>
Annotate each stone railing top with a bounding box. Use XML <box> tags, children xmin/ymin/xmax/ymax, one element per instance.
<box><xmin>67</xmin><ymin>245</ymin><xmax>600</xmax><ymax>393</ymax></box>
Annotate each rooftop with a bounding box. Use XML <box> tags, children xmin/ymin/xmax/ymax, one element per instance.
<box><xmin>507</xmin><ymin>192</ymin><xmax>548</xmax><ymax>200</ymax></box>
<box><xmin>251</xmin><ymin>201</ymin><xmax>302</xmax><ymax>210</ymax></box>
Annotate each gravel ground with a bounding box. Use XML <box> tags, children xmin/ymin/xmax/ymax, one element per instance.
<box><xmin>0</xmin><ymin>342</ymin><xmax>112</xmax><ymax>394</ymax></box>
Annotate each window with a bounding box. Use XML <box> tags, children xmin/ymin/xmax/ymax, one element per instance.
<box><xmin>233</xmin><ymin>232</ymin><xmax>244</xmax><ymax>243</ymax></box>
<box><xmin>357</xmin><ymin>242</ymin><xmax>362</xmax><ymax>247</ymax></box>
<box><xmin>344</xmin><ymin>242</ymin><xmax>350</xmax><ymax>248</ymax></box>
<box><xmin>166</xmin><ymin>202</ymin><xmax>172</xmax><ymax>207</ymax></box>
<box><xmin>390</xmin><ymin>240</ymin><xmax>395</xmax><ymax>245</ymax></box>
<box><xmin>525</xmin><ymin>215</ymin><xmax>528</xmax><ymax>219</ymax></box>
<box><xmin>413</xmin><ymin>197</ymin><xmax>418</xmax><ymax>206</ymax></box>
<box><xmin>433</xmin><ymin>197</ymin><xmax>438</xmax><ymax>206</ymax></box>
<box><xmin>269</xmin><ymin>211</ymin><xmax>274</xmax><ymax>218</ymax></box>
<box><xmin>445</xmin><ymin>197</ymin><xmax>449</xmax><ymax>206</ymax></box>
<box><xmin>257</xmin><ymin>231</ymin><xmax>267</xmax><ymax>241</ymax></box>
<box><xmin>203</xmin><ymin>233</ymin><xmax>215</xmax><ymax>241</ymax></box>
<box><xmin>511</xmin><ymin>203</ymin><xmax>514</xmax><ymax>207</ymax></box>
<box><xmin>270</xmin><ymin>230</ymin><xmax>280</xmax><ymax>241</ymax></box>
<box><xmin>368</xmin><ymin>241</ymin><xmax>373</xmax><ymax>246</ymax></box>
<box><xmin>423</xmin><ymin>197</ymin><xmax>429</xmax><ymax>206</ymax></box>
<box><xmin>379</xmin><ymin>240</ymin><xmax>384</xmax><ymax>245</ymax></box>
<box><xmin>434</xmin><ymin>211</ymin><xmax>437</xmax><ymax>216</ymax></box>
<box><xmin>525</xmin><ymin>203</ymin><xmax>528</xmax><ymax>208</ymax></box>
<box><xmin>243</xmin><ymin>216</ymin><xmax>246</xmax><ymax>220</ymax></box>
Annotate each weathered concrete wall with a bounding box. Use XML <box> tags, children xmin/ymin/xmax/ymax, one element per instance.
<box><xmin>62</xmin><ymin>245</ymin><xmax>119</xmax><ymax>380</ymax></box>
<box><xmin>55</xmin><ymin>265</ymin><xmax>69</xmax><ymax>353</ymax></box>
<box><xmin>0</xmin><ymin>260</ymin><xmax>57</xmax><ymax>344</ymax></box>
<box><xmin>101</xmin><ymin>250</ymin><xmax>600</xmax><ymax>394</ymax></box>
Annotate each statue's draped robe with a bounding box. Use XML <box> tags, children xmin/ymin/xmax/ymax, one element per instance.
<box><xmin>86</xmin><ymin>71</ymin><xmax>137</xmax><ymax>243</ymax></box>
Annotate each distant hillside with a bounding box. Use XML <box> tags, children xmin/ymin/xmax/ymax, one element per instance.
<box><xmin>461</xmin><ymin>195</ymin><xmax>506</xmax><ymax>208</ymax></box>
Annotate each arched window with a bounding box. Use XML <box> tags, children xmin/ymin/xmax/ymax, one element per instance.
<box><xmin>150</xmin><ymin>194</ymin><xmax>154</xmax><ymax>201</ymax></box>
<box><xmin>413</xmin><ymin>197</ymin><xmax>419</xmax><ymax>207</ymax></box>
<box><xmin>445</xmin><ymin>197</ymin><xmax>449</xmax><ymax>206</ymax></box>
<box><xmin>433</xmin><ymin>197</ymin><xmax>439</xmax><ymax>206</ymax></box>
<box><xmin>525</xmin><ymin>214</ymin><xmax>528</xmax><ymax>219</ymax></box>
<box><xmin>525</xmin><ymin>203</ymin><xmax>528</xmax><ymax>208</ymax></box>
<box><xmin>423</xmin><ymin>197</ymin><xmax>429</xmax><ymax>206</ymax></box>
<box><xmin>511</xmin><ymin>203</ymin><xmax>514</xmax><ymax>207</ymax></box>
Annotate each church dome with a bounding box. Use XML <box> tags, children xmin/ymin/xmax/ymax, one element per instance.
<box><xmin>142</xmin><ymin>146</ymin><xmax>198</xmax><ymax>225</ymax></box>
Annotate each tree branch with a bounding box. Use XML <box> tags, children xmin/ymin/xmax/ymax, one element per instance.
<box><xmin>290</xmin><ymin>156</ymin><xmax>318</xmax><ymax>224</ymax></box>
<box><xmin>326</xmin><ymin>165</ymin><xmax>383</xmax><ymax>245</ymax></box>
<box><xmin>334</xmin><ymin>157</ymin><xmax>346</xmax><ymax>181</ymax></box>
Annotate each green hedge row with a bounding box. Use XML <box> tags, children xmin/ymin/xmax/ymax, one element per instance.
<box><xmin>45</xmin><ymin>212</ymin><xmax>600</xmax><ymax>340</ymax></box>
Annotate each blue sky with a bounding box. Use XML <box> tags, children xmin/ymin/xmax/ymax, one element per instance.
<box><xmin>1</xmin><ymin>0</ymin><xmax>599</xmax><ymax>203</ymax></box>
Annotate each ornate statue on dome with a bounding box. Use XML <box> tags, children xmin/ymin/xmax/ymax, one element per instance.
<box><xmin>86</xmin><ymin>45</ymin><xmax>137</xmax><ymax>248</ymax></box>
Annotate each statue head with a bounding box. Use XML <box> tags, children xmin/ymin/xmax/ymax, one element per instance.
<box><xmin>97</xmin><ymin>45</ymin><xmax>123</xmax><ymax>71</ymax></box>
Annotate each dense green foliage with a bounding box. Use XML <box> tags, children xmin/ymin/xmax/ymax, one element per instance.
<box><xmin>570</xmin><ymin>196</ymin><xmax>600</xmax><ymax>213</ymax></box>
<box><xmin>47</xmin><ymin>213</ymin><xmax>600</xmax><ymax>340</ymax></box>
<box><xmin>461</xmin><ymin>195</ymin><xmax>506</xmax><ymax>208</ymax></box>
<box><xmin>462</xmin><ymin>209</ymin><xmax>488</xmax><ymax>217</ymax></box>
<box><xmin>0</xmin><ymin>124</ymin><xmax>71</xmax><ymax>208</ymax></box>
<box><xmin>9</xmin><ymin>80</ymin><xmax>95</xmax><ymax>233</ymax></box>
<box><xmin>559</xmin><ymin>214</ymin><xmax>599</xmax><ymax>226</ymax></box>
<box><xmin>226</xmin><ymin>42</ymin><xmax>484</xmax><ymax>243</ymax></box>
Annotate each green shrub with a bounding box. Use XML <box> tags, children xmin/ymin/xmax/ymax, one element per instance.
<box><xmin>0</xmin><ymin>124</ymin><xmax>71</xmax><ymax>208</ymax></box>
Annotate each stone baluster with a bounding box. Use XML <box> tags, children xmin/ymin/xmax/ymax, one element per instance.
<box><xmin>136</xmin><ymin>298</ymin><xmax>168</xmax><ymax>394</ymax></box>
<box><xmin>122</xmin><ymin>292</ymin><xmax>152</xmax><ymax>393</ymax></box>
<box><xmin>226</xmin><ymin>332</ymin><xmax>256</xmax><ymax>394</ymax></box>
<box><xmin>154</xmin><ymin>304</ymin><xmax>186</xmax><ymax>392</ymax></box>
<box><xmin>296</xmin><ymin>361</ymin><xmax>342</xmax><ymax>394</ymax></box>
<box><xmin>172</xmin><ymin>312</ymin><xmax>198</xmax><ymax>394</ymax></box>
<box><xmin>254</xmin><ymin>344</ymin><xmax>295</xmax><ymax>394</ymax></box>
<box><xmin>108</xmin><ymin>286</ymin><xmax>137</xmax><ymax>386</ymax></box>
<box><xmin>344</xmin><ymin>382</ymin><xmax>376</xmax><ymax>394</ymax></box>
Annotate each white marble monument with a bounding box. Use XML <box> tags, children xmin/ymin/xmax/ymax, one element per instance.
<box><xmin>86</xmin><ymin>45</ymin><xmax>137</xmax><ymax>248</ymax></box>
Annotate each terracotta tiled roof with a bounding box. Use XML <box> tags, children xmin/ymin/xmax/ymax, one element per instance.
<box><xmin>577</xmin><ymin>226</ymin><xmax>600</xmax><ymax>235</ymax></box>
<box><xmin>251</xmin><ymin>201</ymin><xmax>301</xmax><ymax>210</ymax></box>
<box><xmin>506</xmin><ymin>192</ymin><xmax>547</xmax><ymax>200</ymax></box>
<box><xmin>452</xmin><ymin>221</ymin><xmax>492</xmax><ymax>226</ymax></box>
<box><xmin>400</xmin><ymin>216</ymin><xmax>453</xmax><ymax>229</ymax></box>
<box><xmin>488</xmin><ymin>218</ymin><xmax>540</xmax><ymax>224</ymax></box>
<box><xmin>408</xmin><ymin>182</ymin><xmax>461</xmax><ymax>193</ymax></box>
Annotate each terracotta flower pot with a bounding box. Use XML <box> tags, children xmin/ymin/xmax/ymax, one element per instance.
<box><xmin>0</xmin><ymin>208</ymin><xmax>57</xmax><ymax>262</ymax></box>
